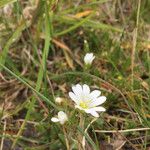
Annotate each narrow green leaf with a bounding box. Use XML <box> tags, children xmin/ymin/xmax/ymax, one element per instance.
<box><xmin>55</xmin><ymin>14</ymin><xmax>93</xmax><ymax>36</ymax></box>
<box><xmin>0</xmin><ymin>22</ymin><xmax>29</xmax><ymax>70</ymax></box>
<box><xmin>0</xmin><ymin>0</ymin><xmax>17</xmax><ymax>8</ymax></box>
<box><xmin>0</xmin><ymin>63</ymin><xmax>58</xmax><ymax>110</ymax></box>
<box><xmin>77</xmin><ymin>126</ymin><xmax>98</xmax><ymax>150</ymax></box>
<box><xmin>11</xmin><ymin>3</ymin><xmax>54</xmax><ymax>148</ymax></box>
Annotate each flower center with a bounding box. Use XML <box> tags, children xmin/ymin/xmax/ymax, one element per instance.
<box><xmin>79</xmin><ymin>100</ymin><xmax>90</xmax><ymax>109</ymax></box>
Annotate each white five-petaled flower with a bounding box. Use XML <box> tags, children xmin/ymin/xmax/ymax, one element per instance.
<box><xmin>69</xmin><ymin>84</ymin><xmax>106</xmax><ymax>117</ymax></box>
<box><xmin>84</xmin><ymin>53</ymin><xmax>95</xmax><ymax>65</ymax></box>
<box><xmin>51</xmin><ymin>111</ymin><xmax>68</xmax><ymax>125</ymax></box>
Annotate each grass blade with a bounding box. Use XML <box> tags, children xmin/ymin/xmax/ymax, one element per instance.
<box><xmin>11</xmin><ymin>3</ymin><xmax>54</xmax><ymax>148</ymax></box>
<box><xmin>0</xmin><ymin>0</ymin><xmax>17</xmax><ymax>8</ymax></box>
<box><xmin>0</xmin><ymin>63</ymin><xmax>58</xmax><ymax>109</ymax></box>
<box><xmin>0</xmin><ymin>22</ymin><xmax>29</xmax><ymax>70</ymax></box>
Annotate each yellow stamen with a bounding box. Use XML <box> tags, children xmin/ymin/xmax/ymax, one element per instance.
<box><xmin>79</xmin><ymin>100</ymin><xmax>91</xmax><ymax>109</ymax></box>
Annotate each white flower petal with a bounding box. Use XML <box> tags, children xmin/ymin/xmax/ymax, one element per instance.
<box><xmin>69</xmin><ymin>92</ymin><xmax>79</xmax><ymax>104</ymax></box>
<box><xmin>72</xmin><ymin>84</ymin><xmax>83</xmax><ymax>96</ymax></box>
<box><xmin>83</xmin><ymin>84</ymin><xmax>90</xmax><ymax>94</ymax></box>
<box><xmin>51</xmin><ymin>117</ymin><xmax>59</xmax><ymax>122</ymax></box>
<box><xmin>90</xmin><ymin>96</ymin><xmax>106</xmax><ymax>107</ymax></box>
<box><xmin>84</xmin><ymin>53</ymin><xmax>95</xmax><ymax>65</ymax></box>
<box><xmin>58</xmin><ymin>111</ymin><xmax>67</xmax><ymax>119</ymax></box>
<box><xmin>51</xmin><ymin>111</ymin><xmax>68</xmax><ymax>125</ymax></box>
<box><xmin>96</xmin><ymin>96</ymin><xmax>106</xmax><ymax>104</ymax></box>
<box><xmin>60</xmin><ymin>119</ymin><xmax>66</xmax><ymax>125</ymax></box>
<box><xmin>90</xmin><ymin>90</ymin><xmax>101</xmax><ymax>98</ymax></box>
<box><xmin>91</xmin><ymin>106</ymin><xmax>106</xmax><ymax>112</ymax></box>
<box><xmin>90</xmin><ymin>111</ymin><xmax>99</xmax><ymax>117</ymax></box>
<box><xmin>85</xmin><ymin>109</ymin><xmax>99</xmax><ymax>117</ymax></box>
<box><xmin>58</xmin><ymin>111</ymin><xmax>68</xmax><ymax>124</ymax></box>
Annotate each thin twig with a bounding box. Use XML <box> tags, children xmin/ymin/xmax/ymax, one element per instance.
<box><xmin>62</xmin><ymin>126</ymin><xmax>70</xmax><ymax>150</ymax></box>
<box><xmin>95</xmin><ymin>127</ymin><xmax>150</xmax><ymax>133</ymax></box>
<box><xmin>131</xmin><ymin>0</ymin><xmax>141</xmax><ymax>89</ymax></box>
<box><xmin>82</xmin><ymin>118</ymin><xmax>97</xmax><ymax>150</ymax></box>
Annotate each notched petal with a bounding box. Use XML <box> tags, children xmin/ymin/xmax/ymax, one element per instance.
<box><xmin>83</xmin><ymin>84</ymin><xmax>90</xmax><ymax>94</ymax></box>
<box><xmin>69</xmin><ymin>92</ymin><xmax>79</xmax><ymax>104</ymax></box>
<box><xmin>90</xmin><ymin>90</ymin><xmax>101</xmax><ymax>98</ymax></box>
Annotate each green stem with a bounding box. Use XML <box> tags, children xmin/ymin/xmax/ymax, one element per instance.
<box><xmin>78</xmin><ymin>112</ymin><xmax>85</xmax><ymax>150</ymax></box>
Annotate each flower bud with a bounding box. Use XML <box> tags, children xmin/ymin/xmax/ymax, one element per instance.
<box><xmin>84</xmin><ymin>53</ymin><xmax>95</xmax><ymax>65</ymax></box>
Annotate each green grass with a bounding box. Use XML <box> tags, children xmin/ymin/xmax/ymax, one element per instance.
<box><xmin>0</xmin><ymin>0</ymin><xmax>150</xmax><ymax>149</ymax></box>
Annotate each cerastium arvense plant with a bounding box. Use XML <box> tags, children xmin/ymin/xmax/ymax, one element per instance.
<box><xmin>51</xmin><ymin>53</ymin><xmax>107</xmax><ymax>150</ymax></box>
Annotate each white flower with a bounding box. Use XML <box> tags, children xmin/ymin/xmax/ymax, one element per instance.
<box><xmin>51</xmin><ymin>111</ymin><xmax>68</xmax><ymax>125</ymax></box>
<box><xmin>55</xmin><ymin>97</ymin><xmax>64</xmax><ymax>104</ymax></box>
<box><xmin>84</xmin><ymin>53</ymin><xmax>95</xmax><ymax>65</ymax></box>
<box><xmin>69</xmin><ymin>84</ymin><xmax>106</xmax><ymax>117</ymax></box>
